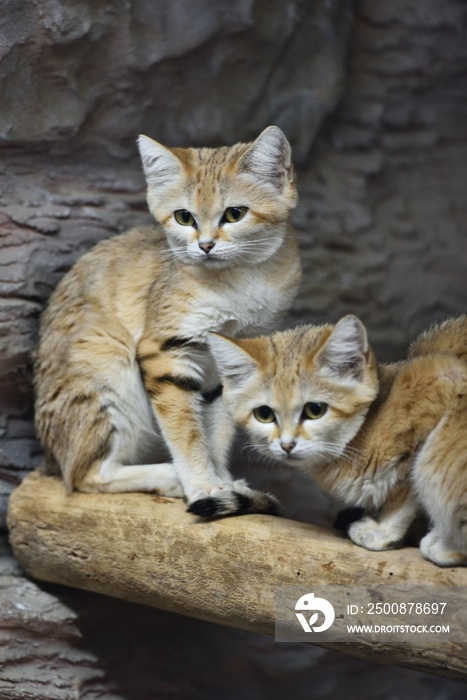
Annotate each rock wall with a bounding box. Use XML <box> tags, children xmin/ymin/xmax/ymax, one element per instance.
<box><xmin>1</xmin><ymin>0</ymin><xmax>467</xmax><ymax>697</ymax></box>
<box><xmin>293</xmin><ymin>0</ymin><xmax>467</xmax><ymax>356</ymax></box>
<box><xmin>1</xmin><ymin>0</ymin><xmax>351</xmax><ymax>158</ymax></box>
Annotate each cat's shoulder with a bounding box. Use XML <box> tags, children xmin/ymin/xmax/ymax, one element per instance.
<box><xmin>66</xmin><ymin>225</ymin><xmax>168</xmax><ymax>282</ymax></box>
<box><xmin>48</xmin><ymin>225</ymin><xmax>168</xmax><ymax>305</ymax></box>
<box><xmin>85</xmin><ymin>225</ymin><xmax>167</xmax><ymax>258</ymax></box>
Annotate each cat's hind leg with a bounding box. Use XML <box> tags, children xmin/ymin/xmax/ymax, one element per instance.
<box><xmin>73</xmin><ymin>377</ymin><xmax>183</xmax><ymax>496</ymax></box>
<box><xmin>78</xmin><ymin>458</ymin><xmax>183</xmax><ymax>497</ymax></box>
<box><xmin>65</xmin><ymin>398</ymin><xmax>183</xmax><ymax>496</ymax></box>
<box><xmin>419</xmin><ymin>529</ymin><xmax>467</xmax><ymax>567</ymax></box>
<box><xmin>39</xmin><ymin>331</ymin><xmax>183</xmax><ymax>496</ymax></box>
<box><xmin>348</xmin><ymin>486</ymin><xmax>416</xmax><ymax>551</ymax></box>
<box><xmin>413</xmin><ymin>403</ymin><xmax>467</xmax><ymax>567</ymax></box>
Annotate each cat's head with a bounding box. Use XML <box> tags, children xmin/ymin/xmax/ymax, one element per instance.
<box><xmin>208</xmin><ymin>316</ymin><xmax>379</xmax><ymax>470</ymax></box>
<box><xmin>138</xmin><ymin>126</ymin><xmax>297</xmax><ymax>268</ymax></box>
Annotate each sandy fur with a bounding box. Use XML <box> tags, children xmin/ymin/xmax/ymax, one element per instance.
<box><xmin>35</xmin><ymin>127</ymin><xmax>301</xmax><ymax>515</ymax></box>
<box><xmin>212</xmin><ymin>315</ymin><xmax>467</xmax><ymax>565</ymax></box>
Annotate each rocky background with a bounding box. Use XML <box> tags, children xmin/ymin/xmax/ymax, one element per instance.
<box><xmin>1</xmin><ymin>0</ymin><xmax>467</xmax><ymax>697</ymax></box>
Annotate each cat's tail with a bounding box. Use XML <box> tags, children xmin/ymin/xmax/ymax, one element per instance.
<box><xmin>187</xmin><ymin>479</ymin><xmax>281</xmax><ymax>518</ymax></box>
<box><xmin>408</xmin><ymin>315</ymin><xmax>467</xmax><ymax>361</ymax></box>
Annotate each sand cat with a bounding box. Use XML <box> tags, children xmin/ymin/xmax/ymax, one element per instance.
<box><xmin>208</xmin><ymin>315</ymin><xmax>467</xmax><ymax>565</ymax></box>
<box><xmin>34</xmin><ymin>126</ymin><xmax>301</xmax><ymax>516</ymax></box>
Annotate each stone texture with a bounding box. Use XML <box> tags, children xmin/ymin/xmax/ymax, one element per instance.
<box><xmin>290</xmin><ymin>0</ymin><xmax>467</xmax><ymax>357</ymax></box>
<box><xmin>0</xmin><ymin>0</ymin><xmax>351</xmax><ymax>160</ymax></box>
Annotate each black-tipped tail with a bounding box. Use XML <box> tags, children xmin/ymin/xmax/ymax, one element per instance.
<box><xmin>188</xmin><ymin>490</ymin><xmax>281</xmax><ymax>519</ymax></box>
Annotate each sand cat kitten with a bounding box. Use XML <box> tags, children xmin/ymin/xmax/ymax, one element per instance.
<box><xmin>35</xmin><ymin>126</ymin><xmax>301</xmax><ymax>516</ymax></box>
<box><xmin>209</xmin><ymin>315</ymin><xmax>467</xmax><ymax>565</ymax></box>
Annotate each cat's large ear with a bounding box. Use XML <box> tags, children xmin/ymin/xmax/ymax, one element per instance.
<box><xmin>316</xmin><ymin>315</ymin><xmax>369</xmax><ymax>381</ymax></box>
<box><xmin>207</xmin><ymin>334</ymin><xmax>260</xmax><ymax>389</ymax></box>
<box><xmin>138</xmin><ymin>135</ymin><xmax>182</xmax><ymax>189</ymax></box>
<box><xmin>238</xmin><ymin>126</ymin><xmax>293</xmax><ymax>191</ymax></box>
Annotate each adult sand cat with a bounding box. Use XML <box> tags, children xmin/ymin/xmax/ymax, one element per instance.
<box><xmin>209</xmin><ymin>315</ymin><xmax>467</xmax><ymax>565</ymax></box>
<box><xmin>35</xmin><ymin>126</ymin><xmax>301</xmax><ymax>516</ymax></box>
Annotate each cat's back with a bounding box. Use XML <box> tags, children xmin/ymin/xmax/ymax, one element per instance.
<box><xmin>40</xmin><ymin>226</ymin><xmax>167</xmax><ymax>333</ymax></box>
<box><xmin>51</xmin><ymin>225</ymin><xmax>167</xmax><ymax>302</ymax></box>
<box><xmin>36</xmin><ymin>225</ymin><xmax>170</xmax><ymax>380</ymax></box>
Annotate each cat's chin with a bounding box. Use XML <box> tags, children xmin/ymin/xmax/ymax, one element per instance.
<box><xmin>182</xmin><ymin>254</ymin><xmax>238</xmax><ymax>269</ymax></box>
<box><xmin>266</xmin><ymin>449</ymin><xmax>310</xmax><ymax>467</ymax></box>
<box><xmin>186</xmin><ymin>248</ymin><xmax>282</xmax><ymax>269</ymax></box>
<box><xmin>200</xmin><ymin>256</ymin><xmax>236</xmax><ymax>269</ymax></box>
<box><xmin>268</xmin><ymin>449</ymin><xmax>335</xmax><ymax>470</ymax></box>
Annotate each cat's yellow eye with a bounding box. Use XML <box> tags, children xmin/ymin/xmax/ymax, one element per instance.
<box><xmin>253</xmin><ymin>405</ymin><xmax>276</xmax><ymax>423</ymax></box>
<box><xmin>174</xmin><ymin>209</ymin><xmax>195</xmax><ymax>226</ymax></box>
<box><xmin>223</xmin><ymin>206</ymin><xmax>248</xmax><ymax>224</ymax></box>
<box><xmin>303</xmin><ymin>402</ymin><xmax>328</xmax><ymax>420</ymax></box>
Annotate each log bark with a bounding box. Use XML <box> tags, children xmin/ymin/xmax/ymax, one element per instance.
<box><xmin>8</xmin><ymin>471</ymin><xmax>467</xmax><ymax>682</ymax></box>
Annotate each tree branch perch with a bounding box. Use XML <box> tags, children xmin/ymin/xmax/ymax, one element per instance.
<box><xmin>7</xmin><ymin>471</ymin><xmax>467</xmax><ymax>681</ymax></box>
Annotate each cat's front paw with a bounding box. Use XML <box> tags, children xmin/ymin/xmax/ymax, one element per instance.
<box><xmin>188</xmin><ymin>480</ymin><xmax>235</xmax><ymax>504</ymax></box>
<box><xmin>187</xmin><ymin>480</ymin><xmax>281</xmax><ymax>518</ymax></box>
<box><xmin>186</xmin><ymin>480</ymin><xmax>240</xmax><ymax>517</ymax></box>
<box><xmin>420</xmin><ymin>531</ymin><xmax>467</xmax><ymax>567</ymax></box>
<box><xmin>348</xmin><ymin>517</ymin><xmax>404</xmax><ymax>551</ymax></box>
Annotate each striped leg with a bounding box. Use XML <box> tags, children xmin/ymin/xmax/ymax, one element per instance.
<box><xmin>138</xmin><ymin>337</ymin><xmax>280</xmax><ymax>517</ymax></box>
<box><xmin>138</xmin><ymin>339</ymin><xmax>234</xmax><ymax>503</ymax></box>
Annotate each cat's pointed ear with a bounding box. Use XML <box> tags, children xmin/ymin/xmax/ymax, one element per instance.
<box><xmin>207</xmin><ymin>333</ymin><xmax>260</xmax><ymax>388</ymax></box>
<box><xmin>316</xmin><ymin>315</ymin><xmax>369</xmax><ymax>381</ymax></box>
<box><xmin>138</xmin><ymin>135</ymin><xmax>182</xmax><ymax>188</ymax></box>
<box><xmin>238</xmin><ymin>126</ymin><xmax>294</xmax><ymax>191</ymax></box>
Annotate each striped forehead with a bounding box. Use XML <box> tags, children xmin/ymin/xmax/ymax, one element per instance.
<box><xmin>264</xmin><ymin>327</ymin><xmax>329</xmax><ymax>401</ymax></box>
<box><xmin>192</xmin><ymin>177</ymin><xmax>223</xmax><ymax>217</ymax></box>
<box><xmin>184</xmin><ymin>145</ymin><xmax>246</xmax><ymax>215</ymax></box>
<box><xmin>277</xmin><ymin>361</ymin><xmax>312</xmax><ymax>407</ymax></box>
<box><xmin>271</xmin><ymin>376</ymin><xmax>303</xmax><ymax>417</ymax></box>
<box><xmin>267</xmin><ymin>327</ymin><xmax>324</xmax><ymax>369</ymax></box>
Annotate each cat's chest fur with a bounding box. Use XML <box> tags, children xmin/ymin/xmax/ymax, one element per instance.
<box><xmin>327</xmin><ymin>460</ymin><xmax>401</xmax><ymax>511</ymax></box>
<box><xmin>89</xmin><ymin>227</ymin><xmax>299</xmax><ymax>347</ymax></box>
<box><xmin>177</xmin><ymin>271</ymin><xmax>289</xmax><ymax>340</ymax></box>
<box><xmin>135</xmin><ymin>226</ymin><xmax>300</xmax><ymax>343</ymax></box>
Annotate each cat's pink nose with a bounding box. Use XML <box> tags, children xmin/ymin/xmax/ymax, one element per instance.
<box><xmin>199</xmin><ymin>241</ymin><xmax>215</xmax><ymax>254</ymax></box>
<box><xmin>280</xmin><ymin>441</ymin><xmax>296</xmax><ymax>454</ymax></box>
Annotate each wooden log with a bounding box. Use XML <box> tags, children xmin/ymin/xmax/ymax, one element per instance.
<box><xmin>8</xmin><ymin>471</ymin><xmax>467</xmax><ymax>681</ymax></box>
